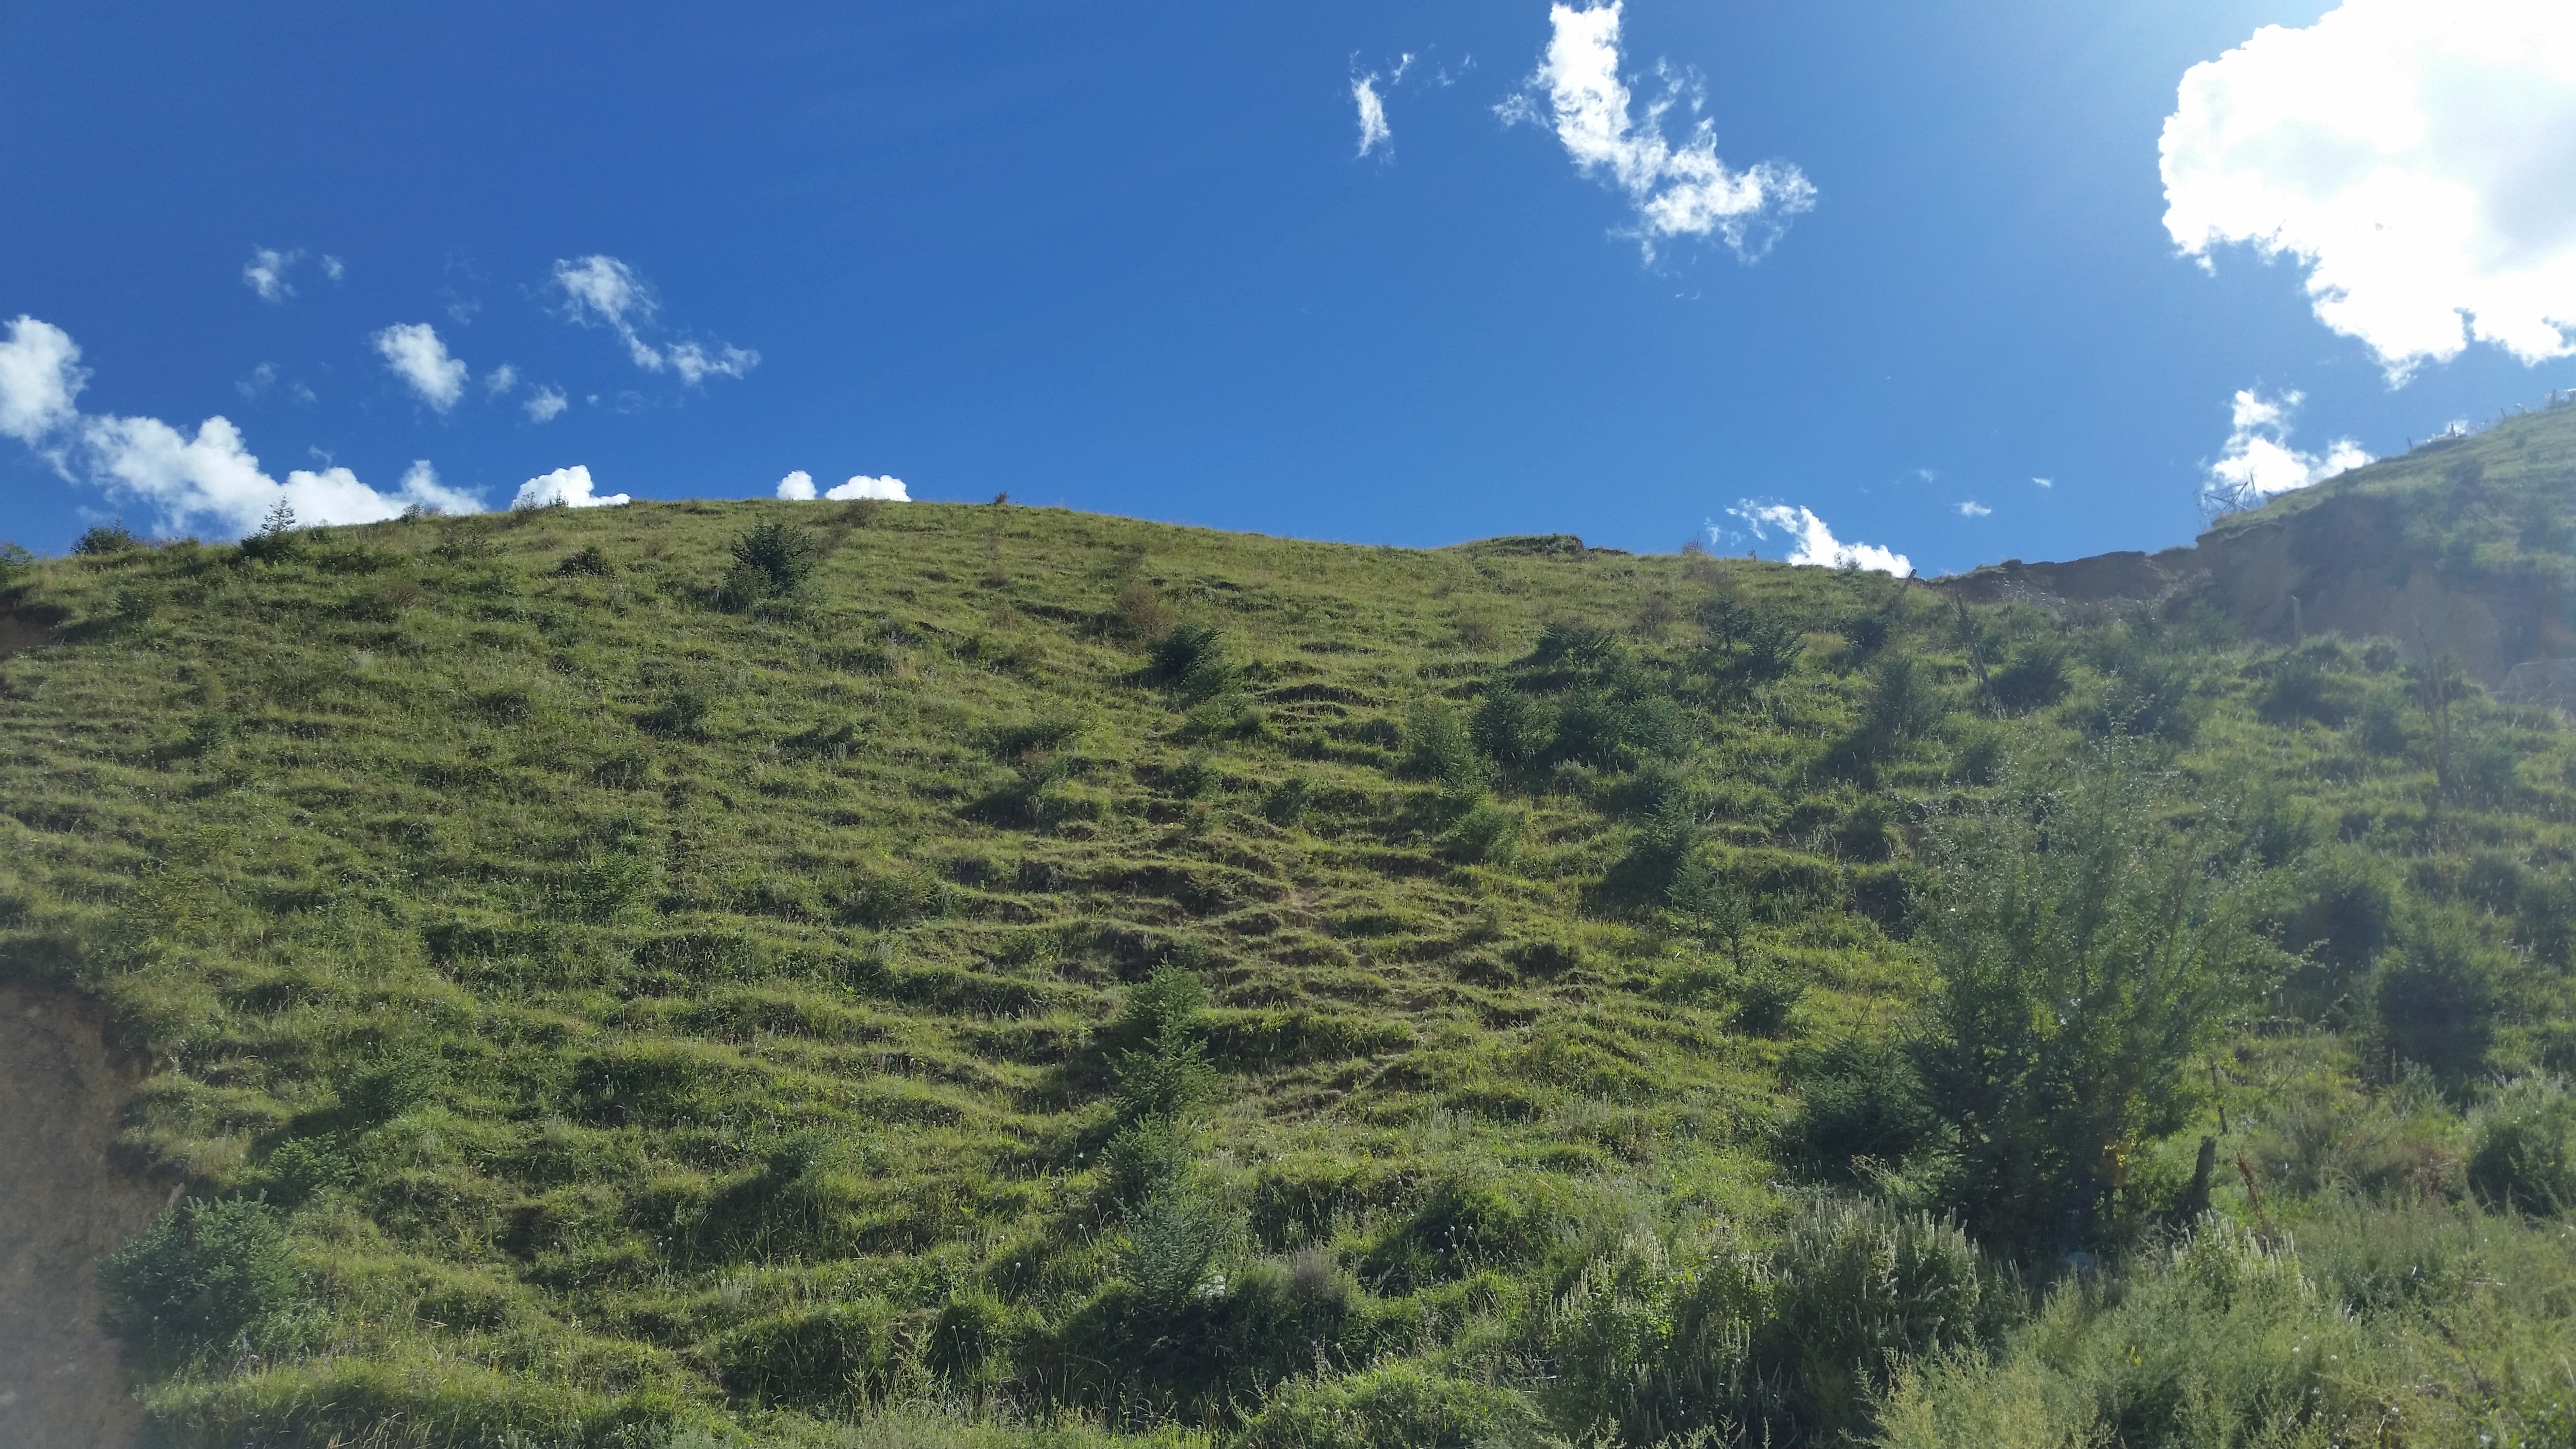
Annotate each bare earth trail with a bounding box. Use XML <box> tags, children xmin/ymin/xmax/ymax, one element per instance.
<box><xmin>0</xmin><ymin>982</ymin><xmax>169</xmax><ymax>1449</ymax></box>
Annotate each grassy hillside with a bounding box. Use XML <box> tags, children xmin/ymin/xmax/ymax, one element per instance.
<box><xmin>8</xmin><ymin>496</ymin><xmax>2576</xmax><ymax>1447</ymax></box>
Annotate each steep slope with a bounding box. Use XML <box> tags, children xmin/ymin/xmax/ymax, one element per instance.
<box><xmin>5</xmin><ymin>496</ymin><xmax>2576</xmax><ymax>1447</ymax></box>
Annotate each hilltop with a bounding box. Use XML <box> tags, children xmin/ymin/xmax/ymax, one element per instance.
<box><xmin>6</xmin><ymin>483</ymin><xmax>2576</xmax><ymax>1447</ymax></box>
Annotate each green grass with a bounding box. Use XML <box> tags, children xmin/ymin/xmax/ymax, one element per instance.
<box><xmin>7</xmin><ymin>489</ymin><xmax>2576</xmax><ymax>1446</ymax></box>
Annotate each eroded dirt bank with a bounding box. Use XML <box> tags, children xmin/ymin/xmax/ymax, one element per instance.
<box><xmin>0</xmin><ymin>981</ymin><xmax>169</xmax><ymax>1449</ymax></box>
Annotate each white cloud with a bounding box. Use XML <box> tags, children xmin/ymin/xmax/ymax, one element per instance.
<box><xmin>0</xmin><ymin>315</ymin><xmax>88</xmax><ymax>445</ymax></box>
<box><xmin>525</xmin><ymin>386</ymin><xmax>570</xmax><ymax>423</ymax></box>
<box><xmin>2032</xmin><ymin>476</ymin><xmax>2053</xmax><ymax>488</ymax></box>
<box><xmin>2203</xmin><ymin>387</ymin><xmax>2372</xmax><ymax>513</ymax></box>
<box><xmin>1729</xmin><ymin>500</ymin><xmax>1911</xmax><ymax>575</ymax></box>
<box><xmin>80</xmin><ymin>416</ymin><xmax>480</xmax><ymax>535</ymax></box>
<box><xmin>554</xmin><ymin>255</ymin><xmax>663</xmax><ymax>368</ymax></box>
<box><xmin>321</xmin><ymin>255</ymin><xmax>346</xmax><ymax>282</ymax></box>
<box><xmin>776</xmin><ymin>469</ymin><xmax>817</xmax><ymax>500</ymax></box>
<box><xmin>513</xmin><ymin>464</ymin><xmax>629</xmax><ymax>509</ymax></box>
<box><xmin>2162</xmin><ymin>0</ymin><xmax>2576</xmax><ymax>381</ymax></box>
<box><xmin>0</xmin><ymin>315</ymin><xmax>482</xmax><ymax>535</ymax></box>
<box><xmin>1956</xmin><ymin>500</ymin><xmax>1992</xmax><ymax>518</ymax></box>
<box><xmin>667</xmin><ymin>340</ymin><xmax>759</xmax><ymax>385</ymax></box>
<box><xmin>551</xmin><ymin>254</ymin><xmax>759</xmax><ymax>384</ymax></box>
<box><xmin>242</xmin><ymin>247</ymin><xmax>300</xmax><ymax>303</ymax></box>
<box><xmin>1354</xmin><ymin>74</ymin><xmax>1393</xmax><ymax>157</ymax></box>
<box><xmin>825</xmin><ymin>474</ymin><xmax>909</xmax><ymax>501</ymax></box>
<box><xmin>1503</xmin><ymin>2</ymin><xmax>1816</xmax><ymax>260</ymax></box>
<box><xmin>485</xmin><ymin>364</ymin><xmax>518</xmax><ymax>396</ymax></box>
<box><xmin>372</xmin><ymin>322</ymin><xmax>468</xmax><ymax>411</ymax></box>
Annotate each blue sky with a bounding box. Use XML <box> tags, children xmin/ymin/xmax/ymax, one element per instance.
<box><xmin>3</xmin><ymin>0</ymin><xmax>2571</xmax><ymax>571</ymax></box>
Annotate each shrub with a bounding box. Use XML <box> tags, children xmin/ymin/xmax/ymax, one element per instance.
<box><xmin>1240</xmin><ymin>1363</ymin><xmax>1535</xmax><ymax>1449</ymax></box>
<box><xmin>1730</xmin><ymin>957</ymin><xmax>1806</xmax><ymax>1036</ymax></box>
<box><xmin>74</xmin><ymin>522</ymin><xmax>144</xmax><ymax>556</ymax></box>
<box><xmin>2373</xmin><ymin>913</ymin><xmax>2501</xmax><ymax>1080</ymax></box>
<box><xmin>1171</xmin><ymin>750</ymin><xmax>1220</xmax><ymax>798</ymax></box>
<box><xmin>101</xmin><ymin>1198</ymin><xmax>298</xmax><ymax>1358</ymax></box>
<box><xmin>1360</xmin><ymin>1171</ymin><xmax>1564</xmax><ymax>1291</ymax></box>
<box><xmin>1149</xmin><ymin>622</ymin><xmax>1232</xmax><ymax>700</ymax></box>
<box><xmin>715</xmin><ymin>1299</ymin><xmax>903</xmax><ymax>1408</ymax></box>
<box><xmin>721</xmin><ymin>520</ymin><xmax>818</xmax><ymax>606</ymax></box>
<box><xmin>1916</xmin><ymin>748</ymin><xmax>2249</xmax><ymax>1252</ymax></box>
<box><xmin>1115</xmin><ymin>578</ymin><xmax>1177</xmax><ymax>640</ymax></box>
<box><xmin>555</xmin><ymin>543</ymin><xmax>612</xmax><ymax>577</ymax></box>
<box><xmin>1987</xmin><ymin>639</ymin><xmax>2069</xmax><ymax>711</ymax></box>
<box><xmin>1534</xmin><ymin>618</ymin><xmax>1618</xmax><ymax>667</ymax></box>
<box><xmin>1403</xmin><ymin>699</ymin><xmax>1483</xmax><ymax>790</ymax></box>
<box><xmin>1117</xmin><ymin>1167</ymin><xmax>1235</xmax><ymax>1315</ymax></box>
<box><xmin>1789</xmin><ymin>1036</ymin><xmax>1940</xmax><ymax>1181</ymax></box>
<box><xmin>1761</xmin><ymin>1200</ymin><xmax>1988</xmax><ymax>1437</ymax></box>
<box><xmin>2088</xmin><ymin>656</ymin><xmax>2203</xmax><ymax>742</ymax></box>
<box><xmin>1472</xmin><ymin>683</ymin><xmax>1555</xmax><ymax>768</ymax></box>
<box><xmin>1110</xmin><ymin>965</ymin><xmax>1216</xmax><ymax>1123</ymax></box>
<box><xmin>2259</xmin><ymin>652</ymin><xmax>2355</xmax><ymax>727</ymax></box>
<box><xmin>1669</xmin><ymin>851</ymin><xmax>1753</xmax><ymax>963</ymax></box>
<box><xmin>1440</xmin><ymin>799</ymin><xmax>1519</xmax><ymax>863</ymax></box>
<box><xmin>235</xmin><ymin>501</ymin><xmax>303</xmax><ymax>563</ymax></box>
<box><xmin>1260</xmin><ymin>773</ymin><xmax>1313</xmax><ymax>826</ymax></box>
<box><xmin>2469</xmin><ymin>1078</ymin><xmax>2576</xmax><ymax>1214</ymax></box>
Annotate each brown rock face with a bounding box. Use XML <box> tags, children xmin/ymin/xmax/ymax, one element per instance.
<box><xmin>1942</xmin><ymin>411</ymin><xmax>2576</xmax><ymax>688</ymax></box>
<box><xmin>0</xmin><ymin>983</ymin><xmax>170</xmax><ymax>1449</ymax></box>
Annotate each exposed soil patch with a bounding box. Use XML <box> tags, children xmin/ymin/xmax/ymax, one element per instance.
<box><xmin>0</xmin><ymin>982</ymin><xmax>169</xmax><ymax>1449</ymax></box>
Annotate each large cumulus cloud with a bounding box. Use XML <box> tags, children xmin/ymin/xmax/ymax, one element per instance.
<box><xmin>2162</xmin><ymin>0</ymin><xmax>2576</xmax><ymax>380</ymax></box>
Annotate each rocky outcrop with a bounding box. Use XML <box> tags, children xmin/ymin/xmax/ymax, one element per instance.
<box><xmin>1945</xmin><ymin>477</ymin><xmax>2576</xmax><ymax>687</ymax></box>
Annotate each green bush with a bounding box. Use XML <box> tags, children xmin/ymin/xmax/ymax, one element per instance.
<box><xmin>1149</xmin><ymin>622</ymin><xmax>1232</xmax><ymax>700</ymax></box>
<box><xmin>1259</xmin><ymin>773</ymin><xmax>1313</xmax><ymax>826</ymax></box>
<box><xmin>2470</xmin><ymin>1079</ymin><xmax>2576</xmax><ymax>1214</ymax></box>
<box><xmin>1916</xmin><ymin>749</ymin><xmax>2250</xmax><ymax>1252</ymax></box>
<box><xmin>1361</xmin><ymin>1171</ymin><xmax>1566</xmax><ymax>1291</ymax></box>
<box><xmin>101</xmin><ymin>1198</ymin><xmax>298</xmax><ymax>1359</ymax></box>
<box><xmin>1472</xmin><ymin>682</ymin><xmax>1555</xmax><ymax>768</ymax></box>
<box><xmin>2374</xmin><ymin>913</ymin><xmax>2502</xmax><ymax>1080</ymax></box>
<box><xmin>1791</xmin><ymin>1037</ymin><xmax>1939</xmax><ymax>1181</ymax></box>
<box><xmin>1439</xmin><ymin>799</ymin><xmax>1519</xmax><ymax>863</ymax></box>
<box><xmin>1987</xmin><ymin>639</ymin><xmax>2069</xmax><ymax>712</ymax></box>
<box><xmin>1403</xmin><ymin>699</ymin><xmax>1484</xmax><ymax>791</ymax></box>
<box><xmin>1111</xmin><ymin>965</ymin><xmax>1217</xmax><ymax>1123</ymax></box>
<box><xmin>724</xmin><ymin>519</ymin><xmax>819</xmax><ymax>604</ymax></box>
<box><xmin>1238</xmin><ymin>1363</ymin><xmax>1535</xmax><ymax>1449</ymax></box>
<box><xmin>715</xmin><ymin>1298</ymin><xmax>904</xmax><ymax>1408</ymax></box>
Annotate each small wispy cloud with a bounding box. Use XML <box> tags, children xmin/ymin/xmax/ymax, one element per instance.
<box><xmin>668</xmin><ymin>341</ymin><xmax>758</xmax><ymax>385</ymax></box>
<box><xmin>2032</xmin><ymin>476</ymin><xmax>2053</xmax><ymax>489</ymax></box>
<box><xmin>1501</xmin><ymin>2</ymin><xmax>1815</xmax><ymax>262</ymax></box>
<box><xmin>243</xmin><ymin>247</ymin><xmax>302</xmax><ymax>304</ymax></box>
<box><xmin>321</xmin><ymin>255</ymin><xmax>346</xmax><ymax>282</ymax></box>
<box><xmin>1726</xmin><ymin>500</ymin><xmax>1911</xmax><ymax>575</ymax></box>
<box><xmin>1353</xmin><ymin>74</ymin><xmax>1393</xmax><ymax>157</ymax></box>
<box><xmin>552</xmin><ymin>255</ymin><xmax>759</xmax><ymax>385</ymax></box>
<box><xmin>371</xmin><ymin>322</ymin><xmax>469</xmax><ymax>412</ymax></box>
<box><xmin>2203</xmin><ymin>387</ymin><xmax>2370</xmax><ymax>515</ymax></box>
<box><xmin>525</xmin><ymin>386</ymin><xmax>569</xmax><ymax>423</ymax></box>
<box><xmin>484</xmin><ymin>364</ymin><xmax>518</xmax><ymax>396</ymax></box>
<box><xmin>1956</xmin><ymin>500</ymin><xmax>1991</xmax><ymax>518</ymax></box>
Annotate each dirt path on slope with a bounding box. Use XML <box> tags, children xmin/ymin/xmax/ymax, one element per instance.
<box><xmin>0</xmin><ymin>982</ymin><xmax>171</xmax><ymax>1449</ymax></box>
